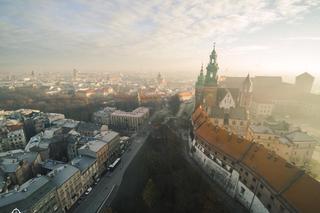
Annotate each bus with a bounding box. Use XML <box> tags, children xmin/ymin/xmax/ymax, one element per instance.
<box><xmin>108</xmin><ymin>158</ymin><xmax>121</xmax><ymax>172</ymax></box>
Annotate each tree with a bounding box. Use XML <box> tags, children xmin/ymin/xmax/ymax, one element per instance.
<box><xmin>142</xmin><ymin>178</ymin><xmax>158</xmax><ymax>208</ymax></box>
<box><xmin>168</xmin><ymin>94</ymin><xmax>181</xmax><ymax>114</ymax></box>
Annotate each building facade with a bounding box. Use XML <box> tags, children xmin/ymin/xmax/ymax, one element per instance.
<box><xmin>110</xmin><ymin>107</ymin><xmax>149</xmax><ymax>131</ymax></box>
<box><xmin>0</xmin><ymin>176</ymin><xmax>62</xmax><ymax>213</ymax></box>
<box><xmin>78</xmin><ymin>140</ymin><xmax>109</xmax><ymax>174</ymax></box>
<box><xmin>48</xmin><ymin>165</ymin><xmax>82</xmax><ymax>212</ymax></box>
<box><xmin>250</xmin><ymin>99</ymin><xmax>274</xmax><ymax>118</ymax></box>
<box><xmin>71</xmin><ymin>156</ymin><xmax>98</xmax><ymax>190</ymax></box>
<box><xmin>191</xmin><ymin>106</ymin><xmax>320</xmax><ymax>213</ymax></box>
<box><xmin>0</xmin><ymin>120</ymin><xmax>27</xmax><ymax>152</ymax></box>
<box><xmin>247</xmin><ymin>124</ymin><xmax>317</xmax><ymax>167</ymax></box>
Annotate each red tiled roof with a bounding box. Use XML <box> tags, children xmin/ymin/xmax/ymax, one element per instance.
<box><xmin>192</xmin><ymin>106</ymin><xmax>320</xmax><ymax>213</ymax></box>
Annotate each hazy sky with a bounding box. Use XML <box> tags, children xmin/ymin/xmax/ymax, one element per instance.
<box><xmin>0</xmin><ymin>0</ymin><xmax>320</xmax><ymax>77</ymax></box>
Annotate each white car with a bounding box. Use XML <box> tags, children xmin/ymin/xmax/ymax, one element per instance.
<box><xmin>85</xmin><ymin>187</ymin><xmax>92</xmax><ymax>195</ymax></box>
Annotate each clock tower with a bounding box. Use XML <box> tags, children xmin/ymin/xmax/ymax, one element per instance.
<box><xmin>202</xmin><ymin>44</ymin><xmax>219</xmax><ymax>112</ymax></box>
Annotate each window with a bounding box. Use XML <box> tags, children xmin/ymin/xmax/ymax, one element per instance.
<box><xmin>243</xmin><ymin>179</ymin><xmax>247</xmax><ymax>185</ymax></box>
<box><xmin>250</xmin><ymin>185</ymin><xmax>254</xmax><ymax>191</ymax></box>
<box><xmin>223</xmin><ymin>156</ymin><xmax>226</xmax><ymax>161</ymax></box>
<box><xmin>260</xmin><ymin>184</ymin><xmax>264</xmax><ymax>189</ymax></box>
<box><xmin>267</xmin><ymin>204</ymin><xmax>272</xmax><ymax>211</ymax></box>
<box><xmin>252</xmin><ymin>177</ymin><xmax>256</xmax><ymax>182</ymax></box>
<box><xmin>257</xmin><ymin>192</ymin><xmax>261</xmax><ymax>198</ymax></box>
<box><xmin>270</xmin><ymin>195</ymin><xmax>274</xmax><ymax>201</ymax></box>
<box><xmin>245</xmin><ymin>172</ymin><xmax>248</xmax><ymax>176</ymax></box>
<box><xmin>240</xmin><ymin>121</ymin><xmax>244</xmax><ymax>126</ymax></box>
<box><xmin>240</xmin><ymin>187</ymin><xmax>245</xmax><ymax>194</ymax></box>
<box><xmin>257</xmin><ymin>136</ymin><xmax>261</xmax><ymax>139</ymax></box>
<box><xmin>240</xmin><ymin>168</ymin><xmax>243</xmax><ymax>172</ymax></box>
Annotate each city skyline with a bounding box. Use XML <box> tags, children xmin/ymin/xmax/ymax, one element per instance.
<box><xmin>1</xmin><ymin>0</ymin><xmax>320</xmax><ymax>78</ymax></box>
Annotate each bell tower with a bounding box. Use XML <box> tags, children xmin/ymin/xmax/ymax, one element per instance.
<box><xmin>195</xmin><ymin>64</ymin><xmax>205</xmax><ymax>108</ymax></box>
<box><xmin>202</xmin><ymin>43</ymin><xmax>219</xmax><ymax>112</ymax></box>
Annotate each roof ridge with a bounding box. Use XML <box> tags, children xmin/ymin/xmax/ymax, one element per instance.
<box><xmin>237</xmin><ymin>142</ymin><xmax>255</xmax><ymax>163</ymax></box>
<box><xmin>278</xmin><ymin>170</ymin><xmax>305</xmax><ymax>196</ymax></box>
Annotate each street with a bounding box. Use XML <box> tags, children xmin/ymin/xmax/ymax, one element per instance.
<box><xmin>70</xmin><ymin>109</ymin><xmax>165</xmax><ymax>213</ymax></box>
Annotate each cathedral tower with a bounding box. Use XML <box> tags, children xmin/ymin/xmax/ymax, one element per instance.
<box><xmin>240</xmin><ymin>74</ymin><xmax>252</xmax><ymax>108</ymax></box>
<box><xmin>195</xmin><ymin>64</ymin><xmax>205</xmax><ymax>107</ymax></box>
<box><xmin>202</xmin><ymin>44</ymin><xmax>219</xmax><ymax>113</ymax></box>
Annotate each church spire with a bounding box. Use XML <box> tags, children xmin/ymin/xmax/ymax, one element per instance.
<box><xmin>242</xmin><ymin>73</ymin><xmax>252</xmax><ymax>92</ymax></box>
<box><xmin>205</xmin><ymin>43</ymin><xmax>218</xmax><ymax>86</ymax></box>
<box><xmin>196</xmin><ymin>63</ymin><xmax>205</xmax><ymax>87</ymax></box>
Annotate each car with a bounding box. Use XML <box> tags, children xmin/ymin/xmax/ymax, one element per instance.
<box><xmin>85</xmin><ymin>187</ymin><xmax>92</xmax><ymax>195</ymax></box>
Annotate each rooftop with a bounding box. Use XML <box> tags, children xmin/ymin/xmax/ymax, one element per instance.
<box><xmin>71</xmin><ymin>156</ymin><xmax>96</xmax><ymax>173</ymax></box>
<box><xmin>0</xmin><ymin>150</ymin><xmax>39</xmax><ymax>173</ymax></box>
<box><xmin>249</xmin><ymin>124</ymin><xmax>274</xmax><ymax>134</ymax></box>
<box><xmin>285</xmin><ymin>131</ymin><xmax>316</xmax><ymax>143</ymax></box>
<box><xmin>47</xmin><ymin>164</ymin><xmax>79</xmax><ymax>187</ymax></box>
<box><xmin>192</xmin><ymin>106</ymin><xmax>320</xmax><ymax>213</ymax></box>
<box><xmin>96</xmin><ymin>130</ymin><xmax>119</xmax><ymax>143</ymax></box>
<box><xmin>111</xmin><ymin>107</ymin><xmax>149</xmax><ymax>117</ymax></box>
<box><xmin>77</xmin><ymin>121</ymin><xmax>100</xmax><ymax>132</ymax></box>
<box><xmin>0</xmin><ymin>176</ymin><xmax>56</xmax><ymax>212</ymax></box>
<box><xmin>40</xmin><ymin>159</ymin><xmax>65</xmax><ymax>171</ymax></box>
<box><xmin>79</xmin><ymin>140</ymin><xmax>107</xmax><ymax>153</ymax></box>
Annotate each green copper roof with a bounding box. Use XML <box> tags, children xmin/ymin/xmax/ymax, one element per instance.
<box><xmin>196</xmin><ymin>64</ymin><xmax>205</xmax><ymax>87</ymax></box>
<box><xmin>205</xmin><ymin>43</ymin><xmax>218</xmax><ymax>86</ymax></box>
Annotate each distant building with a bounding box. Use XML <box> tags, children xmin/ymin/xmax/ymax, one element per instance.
<box><xmin>178</xmin><ymin>91</ymin><xmax>193</xmax><ymax>102</ymax></box>
<box><xmin>110</xmin><ymin>107</ymin><xmax>149</xmax><ymax>131</ymax></box>
<box><xmin>92</xmin><ymin>107</ymin><xmax>117</xmax><ymax>125</ymax></box>
<box><xmin>0</xmin><ymin>176</ymin><xmax>61</xmax><ymax>213</ymax></box>
<box><xmin>247</xmin><ymin>123</ymin><xmax>317</xmax><ymax>167</ymax></box>
<box><xmin>156</xmin><ymin>72</ymin><xmax>166</xmax><ymax>88</ymax></box>
<box><xmin>76</xmin><ymin>122</ymin><xmax>100</xmax><ymax>137</ymax></box>
<box><xmin>278</xmin><ymin>130</ymin><xmax>317</xmax><ymax>167</ymax></box>
<box><xmin>0</xmin><ymin>120</ymin><xmax>27</xmax><ymax>152</ymax></box>
<box><xmin>47</xmin><ymin>165</ymin><xmax>82</xmax><ymax>212</ymax></box>
<box><xmin>250</xmin><ymin>98</ymin><xmax>274</xmax><ymax>118</ymax></box>
<box><xmin>295</xmin><ymin>72</ymin><xmax>314</xmax><ymax>94</ymax></box>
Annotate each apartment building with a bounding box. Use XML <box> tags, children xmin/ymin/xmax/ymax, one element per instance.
<box><xmin>48</xmin><ymin>165</ymin><xmax>82</xmax><ymax>212</ymax></box>
<box><xmin>71</xmin><ymin>156</ymin><xmax>98</xmax><ymax>190</ymax></box>
<box><xmin>78</xmin><ymin>140</ymin><xmax>108</xmax><ymax>174</ymax></box>
<box><xmin>0</xmin><ymin>176</ymin><xmax>61</xmax><ymax>213</ymax></box>
<box><xmin>95</xmin><ymin>130</ymin><xmax>120</xmax><ymax>162</ymax></box>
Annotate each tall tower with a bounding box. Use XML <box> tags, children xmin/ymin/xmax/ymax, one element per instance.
<box><xmin>240</xmin><ymin>74</ymin><xmax>252</xmax><ymax>108</ymax></box>
<box><xmin>195</xmin><ymin>64</ymin><xmax>205</xmax><ymax>108</ymax></box>
<box><xmin>202</xmin><ymin>43</ymin><xmax>219</xmax><ymax>112</ymax></box>
<box><xmin>73</xmin><ymin>69</ymin><xmax>78</xmax><ymax>80</ymax></box>
<box><xmin>31</xmin><ymin>70</ymin><xmax>35</xmax><ymax>80</ymax></box>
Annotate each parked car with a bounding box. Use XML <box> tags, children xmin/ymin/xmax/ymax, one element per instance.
<box><xmin>85</xmin><ymin>187</ymin><xmax>92</xmax><ymax>195</ymax></box>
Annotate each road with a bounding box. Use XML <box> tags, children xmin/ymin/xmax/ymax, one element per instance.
<box><xmin>70</xmin><ymin>109</ymin><xmax>165</xmax><ymax>213</ymax></box>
